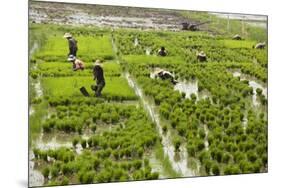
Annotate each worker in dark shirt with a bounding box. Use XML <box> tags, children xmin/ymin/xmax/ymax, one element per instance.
<box><xmin>63</xmin><ymin>33</ymin><xmax>78</xmax><ymax>57</ymax></box>
<box><xmin>157</xmin><ymin>46</ymin><xmax>167</xmax><ymax>56</ymax></box>
<box><xmin>197</xmin><ymin>51</ymin><xmax>207</xmax><ymax>62</ymax></box>
<box><xmin>91</xmin><ymin>59</ymin><xmax>105</xmax><ymax>97</ymax></box>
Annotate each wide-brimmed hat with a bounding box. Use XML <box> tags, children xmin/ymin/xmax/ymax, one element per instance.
<box><xmin>63</xmin><ymin>33</ymin><xmax>72</xmax><ymax>38</ymax></box>
<box><xmin>94</xmin><ymin>59</ymin><xmax>102</xmax><ymax>65</ymax></box>
<box><xmin>67</xmin><ymin>55</ymin><xmax>76</xmax><ymax>62</ymax></box>
<box><xmin>198</xmin><ymin>51</ymin><xmax>206</xmax><ymax>57</ymax></box>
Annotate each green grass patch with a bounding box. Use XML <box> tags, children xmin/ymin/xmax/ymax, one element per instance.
<box><xmin>220</xmin><ymin>40</ymin><xmax>256</xmax><ymax>49</ymax></box>
<box><xmin>35</xmin><ymin>35</ymin><xmax>114</xmax><ymax>61</ymax></box>
<box><xmin>29</xmin><ymin>100</ymin><xmax>49</xmax><ymax>146</ymax></box>
<box><xmin>36</xmin><ymin>61</ymin><xmax>122</xmax><ymax>77</ymax></box>
<box><xmin>123</xmin><ymin>55</ymin><xmax>185</xmax><ymax>65</ymax></box>
<box><xmin>41</xmin><ymin>76</ymin><xmax>136</xmax><ymax>100</ymax></box>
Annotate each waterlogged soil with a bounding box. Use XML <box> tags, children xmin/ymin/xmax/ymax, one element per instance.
<box><xmin>30</xmin><ymin>1</ymin><xmax>187</xmax><ymax>30</ymax></box>
<box><xmin>34</xmin><ymin>131</ymin><xmax>86</xmax><ymax>154</ymax></box>
<box><xmin>231</xmin><ymin>70</ymin><xmax>267</xmax><ymax>106</ymax></box>
<box><xmin>125</xmin><ymin>72</ymin><xmax>195</xmax><ymax>177</ymax></box>
<box><xmin>174</xmin><ymin>79</ymin><xmax>211</xmax><ymax>100</ymax></box>
<box><xmin>34</xmin><ymin>81</ymin><xmax>43</xmax><ymax>97</ymax></box>
<box><xmin>203</xmin><ymin>124</ymin><xmax>209</xmax><ymax>151</ymax></box>
<box><xmin>149</xmin><ymin>69</ymin><xmax>212</xmax><ymax>102</ymax></box>
<box><xmin>145</xmin><ymin>152</ymin><xmax>167</xmax><ymax>179</ymax></box>
<box><xmin>29</xmin><ymin>151</ymin><xmax>45</xmax><ymax>187</ymax></box>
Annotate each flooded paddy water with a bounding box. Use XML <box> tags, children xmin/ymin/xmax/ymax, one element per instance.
<box><xmin>125</xmin><ymin>72</ymin><xmax>195</xmax><ymax>177</ymax></box>
<box><xmin>231</xmin><ymin>70</ymin><xmax>267</xmax><ymax>106</ymax></box>
<box><xmin>174</xmin><ymin>79</ymin><xmax>211</xmax><ymax>101</ymax></box>
<box><xmin>29</xmin><ymin>151</ymin><xmax>45</xmax><ymax>187</ymax></box>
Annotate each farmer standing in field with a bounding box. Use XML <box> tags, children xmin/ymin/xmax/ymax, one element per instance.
<box><xmin>67</xmin><ymin>55</ymin><xmax>85</xmax><ymax>71</ymax></box>
<box><xmin>63</xmin><ymin>33</ymin><xmax>78</xmax><ymax>57</ymax></box>
<box><xmin>158</xmin><ymin>46</ymin><xmax>167</xmax><ymax>56</ymax></box>
<box><xmin>91</xmin><ymin>59</ymin><xmax>105</xmax><ymax>97</ymax></box>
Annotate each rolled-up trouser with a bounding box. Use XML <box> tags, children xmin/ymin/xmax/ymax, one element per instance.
<box><xmin>91</xmin><ymin>80</ymin><xmax>105</xmax><ymax>97</ymax></box>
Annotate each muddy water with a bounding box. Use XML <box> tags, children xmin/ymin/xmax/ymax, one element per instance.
<box><xmin>203</xmin><ymin>124</ymin><xmax>209</xmax><ymax>151</ymax></box>
<box><xmin>174</xmin><ymin>80</ymin><xmax>198</xmax><ymax>99</ymax></box>
<box><xmin>174</xmin><ymin>79</ymin><xmax>211</xmax><ymax>100</ymax></box>
<box><xmin>147</xmin><ymin>153</ymin><xmax>166</xmax><ymax>179</ymax></box>
<box><xmin>232</xmin><ymin>70</ymin><xmax>267</xmax><ymax>106</ymax></box>
<box><xmin>29</xmin><ymin>40</ymin><xmax>45</xmax><ymax>187</ymax></box>
<box><xmin>29</xmin><ymin>151</ymin><xmax>44</xmax><ymax>187</ymax></box>
<box><xmin>34</xmin><ymin>131</ymin><xmax>90</xmax><ymax>154</ymax></box>
<box><xmin>125</xmin><ymin>72</ymin><xmax>194</xmax><ymax>177</ymax></box>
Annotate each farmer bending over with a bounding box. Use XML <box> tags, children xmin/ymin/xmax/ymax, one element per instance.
<box><xmin>158</xmin><ymin>46</ymin><xmax>167</xmax><ymax>56</ymax></box>
<box><xmin>67</xmin><ymin>55</ymin><xmax>85</xmax><ymax>71</ymax></box>
<box><xmin>91</xmin><ymin>59</ymin><xmax>105</xmax><ymax>97</ymax></box>
<box><xmin>63</xmin><ymin>33</ymin><xmax>78</xmax><ymax>57</ymax></box>
<box><xmin>197</xmin><ymin>51</ymin><xmax>207</xmax><ymax>62</ymax></box>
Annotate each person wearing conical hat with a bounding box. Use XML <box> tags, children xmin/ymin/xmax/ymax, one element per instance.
<box><xmin>197</xmin><ymin>51</ymin><xmax>207</xmax><ymax>62</ymax></box>
<box><xmin>63</xmin><ymin>33</ymin><xmax>78</xmax><ymax>57</ymax></box>
<box><xmin>232</xmin><ymin>34</ymin><xmax>242</xmax><ymax>40</ymax></box>
<box><xmin>91</xmin><ymin>59</ymin><xmax>105</xmax><ymax>97</ymax></box>
<box><xmin>67</xmin><ymin>55</ymin><xmax>85</xmax><ymax>71</ymax></box>
<box><xmin>254</xmin><ymin>42</ymin><xmax>266</xmax><ymax>49</ymax></box>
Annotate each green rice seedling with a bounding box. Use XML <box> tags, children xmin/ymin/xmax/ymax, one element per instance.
<box><xmin>132</xmin><ymin>170</ymin><xmax>144</xmax><ymax>180</ymax></box>
<box><xmin>220</xmin><ymin>40</ymin><xmax>256</xmax><ymax>49</ymax></box>
<box><xmin>50</xmin><ymin>166</ymin><xmax>59</xmax><ymax>178</ymax></box>
<box><xmin>173</xmin><ymin>137</ymin><xmax>181</xmax><ymax>152</ymax></box>
<box><xmin>162</xmin><ymin>125</ymin><xmax>168</xmax><ymax>133</ymax></box>
<box><xmin>239</xmin><ymin>160</ymin><xmax>255</xmax><ymax>173</ymax></box>
<box><xmin>203</xmin><ymin>160</ymin><xmax>213</xmax><ymax>175</ymax></box>
<box><xmin>81</xmin><ymin>139</ymin><xmax>87</xmax><ymax>149</ymax></box>
<box><xmin>147</xmin><ymin>172</ymin><xmax>159</xmax><ymax>180</ymax></box>
<box><xmin>137</xmin><ymin>147</ymin><xmax>144</xmax><ymax>158</ymax></box>
<box><xmin>198</xmin><ymin>151</ymin><xmax>211</xmax><ymax>164</ymax></box>
<box><xmin>247</xmin><ymin>150</ymin><xmax>258</xmax><ymax>163</ymax></box>
<box><xmin>61</xmin><ymin>177</ymin><xmax>69</xmax><ymax>186</ymax></box>
<box><xmin>211</xmin><ymin>163</ymin><xmax>220</xmax><ymax>176</ymax></box>
<box><xmin>33</xmin><ymin>148</ymin><xmax>40</xmax><ymax>159</ymax></box>
<box><xmin>222</xmin><ymin>153</ymin><xmax>232</xmax><ymax>164</ymax></box>
<box><xmin>35</xmin><ymin>35</ymin><xmax>114</xmax><ymax>62</ymax></box>
<box><xmin>79</xmin><ymin>171</ymin><xmax>95</xmax><ymax>184</ymax></box>
<box><xmin>42</xmin><ymin>76</ymin><xmax>137</xmax><ymax>100</ymax></box>
<box><xmin>223</xmin><ymin>164</ymin><xmax>241</xmax><ymax>175</ymax></box>
<box><xmin>42</xmin><ymin>167</ymin><xmax>50</xmax><ymax>179</ymax></box>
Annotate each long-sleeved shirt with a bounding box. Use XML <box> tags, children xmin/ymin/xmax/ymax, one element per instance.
<box><xmin>68</xmin><ymin>38</ymin><xmax>78</xmax><ymax>52</ymax></box>
<box><xmin>93</xmin><ymin>65</ymin><xmax>105</xmax><ymax>83</ymax></box>
<box><xmin>73</xmin><ymin>59</ymin><xmax>84</xmax><ymax>71</ymax></box>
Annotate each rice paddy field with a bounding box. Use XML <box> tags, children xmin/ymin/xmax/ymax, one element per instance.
<box><xmin>29</xmin><ymin>2</ymin><xmax>268</xmax><ymax>187</ymax></box>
